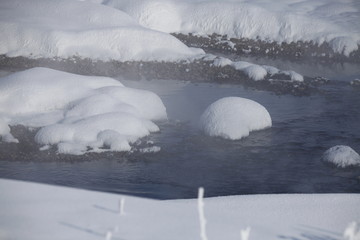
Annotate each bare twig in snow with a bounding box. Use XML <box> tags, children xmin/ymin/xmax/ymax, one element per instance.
<box><xmin>198</xmin><ymin>187</ymin><xmax>208</xmax><ymax>240</ymax></box>
<box><xmin>241</xmin><ymin>227</ymin><xmax>251</xmax><ymax>240</ymax></box>
<box><xmin>344</xmin><ymin>222</ymin><xmax>360</xmax><ymax>240</ymax></box>
<box><xmin>119</xmin><ymin>198</ymin><xmax>125</xmax><ymax>216</ymax></box>
<box><xmin>105</xmin><ymin>231</ymin><xmax>112</xmax><ymax>240</ymax></box>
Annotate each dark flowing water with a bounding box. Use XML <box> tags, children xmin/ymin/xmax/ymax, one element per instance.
<box><xmin>0</xmin><ymin>57</ymin><xmax>360</xmax><ymax>199</ymax></box>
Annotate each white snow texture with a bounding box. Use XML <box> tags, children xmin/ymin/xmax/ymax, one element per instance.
<box><xmin>0</xmin><ymin>68</ymin><xmax>167</xmax><ymax>155</ymax></box>
<box><xmin>200</xmin><ymin>97</ymin><xmax>272</xmax><ymax>140</ymax></box>
<box><xmin>213</xmin><ymin>57</ymin><xmax>304</xmax><ymax>81</ymax></box>
<box><xmin>102</xmin><ymin>0</ymin><xmax>360</xmax><ymax>56</ymax></box>
<box><xmin>1</xmin><ymin>179</ymin><xmax>359</xmax><ymax>240</ymax></box>
<box><xmin>0</xmin><ymin>0</ymin><xmax>203</xmax><ymax>61</ymax></box>
<box><xmin>323</xmin><ymin>145</ymin><xmax>360</xmax><ymax>168</ymax></box>
<box><xmin>0</xmin><ymin>0</ymin><xmax>359</xmax><ymax>61</ymax></box>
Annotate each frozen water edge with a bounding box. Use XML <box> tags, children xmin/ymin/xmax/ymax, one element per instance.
<box><xmin>0</xmin><ymin>178</ymin><xmax>359</xmax><ymax>240</ymax></box>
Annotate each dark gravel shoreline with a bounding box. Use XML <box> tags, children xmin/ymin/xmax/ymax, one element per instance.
<box><xmin>0</xmin><ymin>55</ymin><xmax>330</xmax><ymax>96</ymax></box>
<box><xmin>172</xmin><ymin>33</ymin><xmax>360</xmax><ymax>63</ymax></box>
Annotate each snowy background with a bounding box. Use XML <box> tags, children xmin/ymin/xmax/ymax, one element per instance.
<box><xmin>0</xmin><ymin>0</ymin><xmax>360</xmax><ymax>239</ymax></box>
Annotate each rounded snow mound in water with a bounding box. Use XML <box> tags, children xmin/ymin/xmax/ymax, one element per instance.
<box><xmin>0</xmin><ymin>67</ymin><xmax>167</xmax><ymax>155</ymax></box>
<box><xmin>200</xmin><ymin>97</ymin><xmax>272</xmax><ymax>140</ymax></box>
<box><xmin>322</xmin><ymin>145</ymin><xmax>360</xmax><ymax>168</ymax></box>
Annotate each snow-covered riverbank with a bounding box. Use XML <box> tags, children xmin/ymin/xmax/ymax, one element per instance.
<box><xmin>1</xmin><ymin>0</ymin><xmax>359</xmax><ymax>62</ymax></box>
<box><xmin>0</xmin><ymin>179</ymin><xmax>359</xmax><ymax>240</ymax></box>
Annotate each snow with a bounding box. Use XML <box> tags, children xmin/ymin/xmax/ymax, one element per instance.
<box><xmin>213</xmin><ymin>57</ymin><xmax>304</xmax><ymax>81</ymax></box>
<box><xmin>139</xmin><ymin>146</ymin><xmax>161</xmax><ymax>153</ymax></box>
<box><xmin>0</xmin><ymin>67</ymin><xmax>167</xmax><ymax>155</ymax></box>
<box><xmin>322</xmin><ymin>145</ymin><xmax>360</xmax><ymax>168</ymax></box>
<box><xmin>200</xmin><ymin>97</ymin><xmax>272</xmax><ymax>140</ymax></box>
<box><xmin>0</xmin><ymin>118</ymin><xmax>18</xmax><ymax>143</ymax></box>
<box><xmin>100</xmin><ymin>0</ymin><xmax>360</xmax><ymax>56</ymax></box>
<box><xmin>344</xmin><ymin>222</ymin><xmax>360</xmax><ymax>240</ymax></box>
<box><xmin>0</xmin><ymin>0</ymin><xmax>204</xmax><ymax>61</ymax></box>
<box><xmin>1</xmin><ymin>0</ymin><xmax>358</xmax><ymax>61</ymax></box>
<box><xmin>0</xmin><ymin>179</ymin><xmax>359</xmax><ymax>240</ymax></box>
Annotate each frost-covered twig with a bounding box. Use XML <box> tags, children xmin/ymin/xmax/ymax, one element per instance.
<box><xmin>344</xmin><ymin>222</ymin><xmax>360</xmax><ymax>240</ymax></box>
<box><xmin>119</xmin><ymin>197</ymin><xmax>125</xmax><ymax>216</ymax></box>
<box><xmin>105</xmin><ymin>231</ymin><xmax>112</xmax><ymax>240</ymax></box>
<box><xmin>198</xmin><ymin>187</ymin><xmax>208</xmax><ymax>240</ymax></box>
<box><xmin>241</xmin><ymin>227</ymin><xmax>251</xmax><ymax>240</ymax></box>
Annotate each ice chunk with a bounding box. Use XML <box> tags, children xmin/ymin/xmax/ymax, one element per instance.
<box><xmin>200</xmin><ymin>97</ymin><xmax>272</xmax><ymax>140</ymax></box>
<box><xmin>322</xmin><ymin>145</ymin><xmax>360</xmax><ymax>168</ymax></box>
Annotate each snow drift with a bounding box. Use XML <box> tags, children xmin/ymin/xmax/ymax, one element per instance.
<box><xmin>0</xmin><ymin>179</ymin><xmax>359</xmax><ymax>240</ymax></box>
<box><xmin>0</xmin><ymin>67</ymin><xmax>167</xmax><ymax>155</ymax></box>
<box><xmin>101</xmin><ymin>0</ymin><xmax>360</xmax><ymax>56</ymax></box>
<box><xmin>323</xmin><ymin>145</ymin><xmax>360</xmax><ymax>168</ymax></box>
<box><xmin>200</xmin><ymin>97</ymin><xmax>272</xmax><ymax>140</ymax></box>
<box><xmin>0</xmin><ymin>0</ymin><xmax>203</xmax><ymax>61</ymax></box>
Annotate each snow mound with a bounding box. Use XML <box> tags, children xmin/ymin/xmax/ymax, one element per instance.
<box><xmin>0</xmin><ymin>118</ymin><xmax>18</xmax><ymax>143</ymax></box>
<box><xmin>0</xmin><ymin>0</ymin><xmax>203</xmax><ymax>61</ymax></box>
<box><xmin>322</xmin><ymin>145</ymin><xmax>360</xmax><ymax>168</ymax></box>
<box><xmin>101</xmin><ymin>0</ymin><xmax>360</xmax><ymax>56</ymax></box>
<box><xmin>0</xmin><ymin>68</ymin><xmax>167</xmax><ymax>155</ymax></box>
<box><xmin>213</xmin><ymin>57</ymin><xmax>304</xmax><ymax>81</ymax></box>
<box><xmin>200</xmin><ymin>97</ymin><xmax>272</xmax><ymax>140</ymax></box>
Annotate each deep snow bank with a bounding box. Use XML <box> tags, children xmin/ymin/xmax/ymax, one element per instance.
<box><xmin>0</xmin><ymin>68</ymin><xmax>167</xmax><ymax>155</ymax></box>
<box><xmin>101</xmin><ymin>0</ymin><xmax>360</xmax><ymax>56</ymax></box>
<box><xmin>0</xmin><ymin>179</ymin><xmax>359</xmax><ymax>240</ymax></box>
<box><xmin>0</xmin><ymin>0</ymin><xmax>203</xmax><ymax>61</ymax></box>
<box><xmin>200</xmin><ymin>97</ymin><xmax>271</xmax><ymax>140</ymax></box>
<box><xmin>323</xmin><ymin>145</ymin><xmax>360</xmax><ymax>168</ymax></box>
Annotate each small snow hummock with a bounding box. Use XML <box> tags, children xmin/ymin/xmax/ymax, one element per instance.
<box><xmin>213</xmin><ymin>57</ymin><xmax>304</xmax><ymax>82</ymax></box>
<box><xmin>139</xmin><ymin>146</ymin><xmax>161</xmax><ymax>153</ymax></box>
<box><xmin>0</xmin><ymin>118</ymin><xmax>18</xmax><ymax>143</ymax></box>
<box><xmin>322</xmin><ymin>145</ymin><xmax>360</xmax><ymax>168</ymax></box>
<box><xmin>200</xmin><ymin>97</ymin><xmax>272</xmax><ymax>140</ymax></box>
<box><xmin>0</xmin><ymin>67</ymin><xmax>167</xmax><ymax>155</ymax></box>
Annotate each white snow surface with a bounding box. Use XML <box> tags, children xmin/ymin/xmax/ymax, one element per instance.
<box><xmin>0</xmin><ymin>118</ymin><xmax>18</xmax><ymax>143</ymax></box>
<box><xmin>200</xmin><ymin>97</ymin><xmax>271</xmax><ymax>140</ymax></box>
<box><xmin>0</xmin><ymin>179</ymin><xmax>359</xmax><ymax>240</ymax></box>
<box><xmin>323</xmin><ymin>145</ymin><xmax>360</xmax><ymax>168</ymax></box>
<box><xmin>0</xmin><ymin>0</ymin><xmax>204</xmax><ymax>61</ymax></box>
<box><xmin>99</xmin><ymin>0</ymin><xmax>360</xmax><ymax>56</ymax></box>
<box><xmin>1</xmin><ymin>0</ymin><xmax>358</xmax><ymax>61</ymax></box>
<box><xmin>0</xmin><ymin>68</ymin><xmax>167</xmax><ymax>155</ymax></box>
<box><xmin>213</xmin><ymin>57</ymin><xmax>304</xmax><ymax>81</ymax></box>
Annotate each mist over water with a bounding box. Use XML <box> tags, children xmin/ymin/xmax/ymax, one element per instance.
<box><xmin>0</xmin><ymin>56</ymin><xmax>359</xmax><ymax>199</ymax></box>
